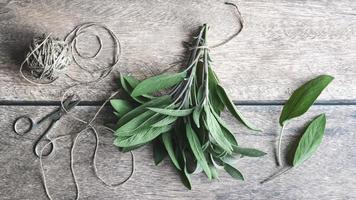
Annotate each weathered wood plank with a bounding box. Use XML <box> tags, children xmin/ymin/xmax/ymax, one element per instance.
<box><xmin>0</xmin><ymin>0</ymin><xmax>355</xmax><ymax>101</ymax></box>
<box><xmin>0</xmin><ymin>105</ymin><xmax>355</xmax><ymax>199</ymax></box>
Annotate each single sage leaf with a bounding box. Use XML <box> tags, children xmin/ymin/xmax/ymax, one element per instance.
<box><xmin>148</xmin><ymin>107</ymin><xmax>193</xmax><ymax>117</ymax></box>
<box><xmin>279</xmin><ymin>75</ymin><xmax>333</xmax><ymax>126</ymax></box>
<box><xmin>233</xmin><ymin>146</ymin><xmax>267</xmax><ymax>157</ymax></box>
<box><xmin>204</xmin><ymin>105</ymin><xmax>233</xmax><ymax>154</ymax></box>
<box><xmin>180</xmin><ymin>151</ymin><xmax>192</xmax><ymax>190</ymax></box>
<box><xmin>162</xmin><ymin>132</ymin><xmax>181</xmax><ymax>170</ymax></box>
<box><xmin>123</xmin><ymin>75</ymin><xmax>140</xmax><ymax>88</ymax></box>
<box><xmin>192</xmin><ymin>106</ymin><xmax>202</xmax><ymax>128</ymax></box>
<box><xmin>151</xmin><ymin>116</ymin><xmax>177</xmax><ymax>127</ymax></box>
<box><xmin>221</xmin><ymin>127</ymin><xmax>238</xmax><ymax>147</ymax></box>
<box><xmin>124</xmin><ymin>75</ymin><xmax>155</xmax><ymax>99</ymax></box>
<box><xmin>131</xmin><ymin>72</ymin><xmax>187</xmax><ymax>97</ymax></box>
<box><xmin>114</xmin><ymin>126</ymin><xmax>172</xmax><ymax>147</ymax></box>
<box><xmin>153</xmin><ymin>139</ymin><xmax>167</xmax><ymax>165</ymax></box>
<box><xmin>210</xmin><ymin>164</ymin><xmax>219</xmax><ymax>179</ymax></box>
<box><xmin>208</xmin><ymin>67</ymin><xmax>225</xmax><ymax>114</ymax></box>
<box><xmin>110</xmin><ymin>99</ymin><xmax>132</xmax><ymax>118</ymax></box>
<box><xmin>186</xmin><ymin>121</ymin><xmax>212</xmax><ymax>179</ymax></box>
<box><xmin>216</xmin><ymin>84</ymin><xmax>260</xmax><ymax>131</ymax></box>
<box><xmin>223</xmin><ymin>163</ymin><xmax>244</xmax><ymax>180</ymax></box>
<box><xmin>293</xmin><ymin>114</ymin><xmax>326</xmax><ymax>167</ymax></box>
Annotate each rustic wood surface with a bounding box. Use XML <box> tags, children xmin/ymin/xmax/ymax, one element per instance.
<box><xmin>0</xmin><ymin>106</ymin><xmax>355</xmax><ymax>200</ymax></box>
<box><xmin>0</xmin><ymin>0</ymin><xmax>356</xmax><ymax>102</ymax></box>
<box><xmin>1</xmin><ymin>0</ymin><xmax>356</xmax><ymax>200</ymax></box>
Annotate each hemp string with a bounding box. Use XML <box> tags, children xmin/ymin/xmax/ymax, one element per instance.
<box><xmin>19</xmin><ymin>22</ymin><xmax>134</xmax><ymax>199</ymax></box>
<box><xmin>39</xmin><ymin>90</ymin><xmax>135</xmax><ymax>200</ymax></box>
<box><xmin>189</xmin><ymin>2</ymin><xmax>244</xmax><ymax>51</ymax></box>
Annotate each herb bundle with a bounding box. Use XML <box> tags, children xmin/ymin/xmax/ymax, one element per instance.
<box><xmin>110</xmin><ymin>24</ymin><xmax>266</xmax><ymax>189</ymax></box>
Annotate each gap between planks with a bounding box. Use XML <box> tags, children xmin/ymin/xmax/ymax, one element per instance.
<box><xmin>0</xmin><ymin>100</ymin><xmax>355</xmax><ymax>107</ymax></box>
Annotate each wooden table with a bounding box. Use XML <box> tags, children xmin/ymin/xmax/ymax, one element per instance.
<box><xmin>1</xmin><ymin>0</ymin><xmax>355</xmax><ymax>199</ymax></box>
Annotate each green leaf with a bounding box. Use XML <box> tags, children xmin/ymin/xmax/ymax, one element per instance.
<box><xmin>110</xmin><ymin>99</ymin><xmax>132</xmax><ymax>118</ymax></box>
<box><xmin>120</xmin><ymin>143</ymin><xmax>147</xmax><ymax>152</ymax></box>
<box><xmin>216</xmin><ymin>84</ymin><xmax>260</xmax><ymax>131</ymax></box>
<box><xmin>204</xmin><ymin>106</ymin><xmax>233</xmax><ymax>154</ymax></box>
<box><xmin>293</xmin><ymin>114</ymin><xmax>326</xmax><ymax>167</ymax></box>
<box><xmin>180</xmin><ymin>151</ymin><xmax>192</xmax><ymax>190</ymax></box>
<box><xmin>119</xmin><ymin>74</ymin><xmax>153</xmax><ymax>103</ymax></box>
<box><xmin>279</xmin><ymin>75</ymin><xmax>334</xmax><ymax>126</ymax></box>
<box><xmin>117</xmin><ymin>95</ymin><xmax>171</xmax><ymax>126</ymax></box>
<box><xmin>208</xmin><ymin>67</ymin><xmax>225</xmax><ymax>114</ymax></box>
<box><xmin>233</xmin><ymin>146</ymin><xmax>267</xmax><ymax>157</ymax></box>
<box><xmin>186</xmin><ymin>121</ymin><xmax>212</xmax><ymax>179</ymax></box>
<box><xmin>148</xmin><ymin>107</ymin><xmax>193</xmax><ymax>117</ymax></box>
<box><xmin>223</xmin><ymin>163</ymin><xmax>244</xmax><ymax>180</ymax></box>
<box><xmin>131</xmin><ymin>72</ymin><xmax>187</xmax><ymax>97</ymax></box>
<box><xmin>123</xmin><ymin>75</ymin><xmax>140</xmax><ymax>88</ymax></box>
<box><xmin>114</xmin><ymin>126</ymin><xmax>172</xmax><ymax>147</ymax></box>
<box><xmin>210</xmin><ymin>165</ymin><xmax>219</xmax><ymax>179</ymax></box>
<box><xmin>221</xmin><ymin>127</ymin><xmax>238</xmax><ymax>147</ymax></box>
<box><xmin>116</xmin><ymin>111</ymin><xmax>155</xmax><ymax>136</ymax></box>
<box><xmin>151</xmin><ymin>116</ymin><xmax>178</xmax><ymax>127</ymax></box>
<box><xmin>192</xmin><ymin>106</ymin><xmax>202</xmax><ymax>128</ymax></box>
<box><xmin>162</xmin><ymin>132</ymin><xmax>181</xmax><ymax>170</ymax></box>
<box><xmin>119</xmin><ymin>74</ymin><xmax>132</xmax><ymax>94</ymax></box>
<box><xmin>124</xmin><ymin>75</ymin><xmax>155</xmax><ymax>99</ymax></box>
<box><xmin>153</xmin><ymin>139</ymin><xmax>167</xmax><ymax>165</ymax></box>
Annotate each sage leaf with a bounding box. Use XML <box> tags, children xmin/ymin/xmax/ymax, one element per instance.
<box><xmin>221</xmin><ymin>127</ymin><xmax>238</xmax><ymax>147</ymax></box>
<box><xmin>151</xmin><ymin>116</ymin><xmax>177</xmax><ymax>127</ymax></box>
<box><xmin>180</xmin><ymin>151</ymin><xmax>192</xmax><ymax>190</ymax></box>
<box><xmin>114</xmin><ymin>126</ymin><xmax>172</xmax><ymax>147</ymax></box>
<box><xmin>153</xmin><ymin>139</ymin><xmax>167</xmax><ymax>165</ymax></box>
<box><xmin>116</xmin><ymin>111</ymin><xmax>155</xmax><ymax>136</ymax></box>
<box><xmin>204</xmin><ymin>106</ymin><xmax>233</xmax><ymax>154</ymax></box>
<box><xmin>162</xmin><ymin>132</ymin><xmax>181</xmax><ymax>170</ymax></box>
<box><xmin>279</xmin><ymin>75</ymin><xmax>333</xmax><ymax>126</ymax></box>
<box><xmin>293</xmin><ymin>114</ymin><xmax>326</xmax><ymax>167</ymax></box>
<box><xmin>118</xmin><ymin>95</ymin><xmax>171</xmax><ymax>126</ymax></box>
<box><xmin>131</xmin><ymin>72</ymin><xmax>187</xmax><ymax>97</ymax></box>
<box><xmin>216</xmin><ymin>84</ymin><xmax>260</xmax><ymax>131</ymax></box>
<box><xmin>210</xmin><ymin>165</ymin><xmax>219</xmax><ymax>179</ymax></box>
<box><xmin>110</xmin><ymin>99</ymin><xmax>132</xmax><ymax>118</ymax></box>
<box><xmin>123</xmin><ymin>75</ymin><xmax>140</xmax><ymax>88</ymax></box>
<box><xmin>124</xmin><ymin>75</ymin><xmax>155</xmax><ymax>99</ymax></box>
<box><xmin>121</xmin><ymin>143</ymin><xmax>147</xmax><ymax>152</ymax></box>
<box><xmin>208</xmin><ymin>67</ymin><xmax>225</xmax><ymax>113</ymax></box>
<box><xmin>223</xmin><ymin>163</ymin><xmax>244</xmax><ymax>180</ymax></box>
<box><xmin>148</xmin><ymin>107</ymin><xmax>193</xmax><ymax>117</ymax></box>
<box><xmin>186</xmin><ymin>121</ymin><xmax>212</xmax><ymax>179</ymax></box>
<box><xmin>233</xmin><ymin>146</ymin><xmax>266</xmax><ymax>157</ymax></box>
<box><xmin>192</xmin><ymin>106</ymin><xmax>202</xmax><ymax>128</ymax></box>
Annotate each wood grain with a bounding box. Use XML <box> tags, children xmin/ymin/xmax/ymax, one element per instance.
<box><xmin>0</xmin><ymin>105</ymin><xmax>355</xmax><ymax>199</ymax></box>
<box><xmin>0</xmin><ymin>0</ymin><xmax>355</xmax><ymax>102</ymax></box>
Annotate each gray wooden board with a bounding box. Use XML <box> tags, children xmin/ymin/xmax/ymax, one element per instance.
<box><xmin>0</xmin><ymin>0</ymin><xmax>356</xmax><ymax>102</ymax></box>
<box><xmin>0</xmin><ymin>105</ymin><xmax>355</xmax><ymax>200</ymax></box>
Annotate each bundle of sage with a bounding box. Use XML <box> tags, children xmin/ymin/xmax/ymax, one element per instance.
<box><xmin>110</xmin><ymin>24</ymin><xmax>265</xmax><ymax>189</ymax></box>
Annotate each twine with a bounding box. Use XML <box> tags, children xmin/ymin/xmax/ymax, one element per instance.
<box><xmin>19</xmin><ymin>22</ymin><xmax>133</xmax><ymax>200</ymax></box>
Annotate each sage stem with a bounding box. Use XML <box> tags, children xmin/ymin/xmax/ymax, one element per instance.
<box><xmin>260</xmin><ymin>167</ymin><xmax>292</xmax><ymax>184</ymax></box>
<box><xmin>277</xmin><ymin>123</ymin><xmax>286</xmax><ymax>166</ymax></box>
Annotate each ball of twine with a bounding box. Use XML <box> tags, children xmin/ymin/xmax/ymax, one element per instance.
<box><xmin>20</xmin><ymin>34</ymin><xmax>72</xmax><ymax>84</ymax></box>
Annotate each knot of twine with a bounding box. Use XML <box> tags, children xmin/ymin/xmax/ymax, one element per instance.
<box><xmin>22</xmin><ymin>34</ymin><xmax>71</xmax><ymax>82</ymax></box>
<box><xmin>20</xmin><ymin>22</ymin><xmax>121</xmax><ymax>85</ymax></box>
